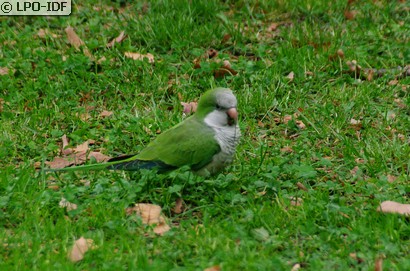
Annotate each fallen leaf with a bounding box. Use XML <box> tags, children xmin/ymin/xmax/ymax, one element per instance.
<box><xmin>280</xmin><ymin>146</ymin><xmax>294</xmax><ymax>153</ymax></box>
<box><xmin>88</xmin><ymin>151</ymin><xmax>111</xmax><ymax>162</ymax></box>
<box><xmin>388</xmin><ymin>79</ymin><xmax>398</xmax><ymax>86</ymax></box>
<box><xmin>126</xmin><ymin>203</ymin><xmax>171</xmax><ymax>235</ymax></box>
<box><xmin>296</xmin><ymin>182</ymin><xmax>308</xmax><ymax>191</ymax></box>
<box><xmin>65</xmin><ymin>26</ymin><xmax>84</xmax><ymax>49</ymax></box>
<box><xmin>290</xmin><ymin>196</ymin><xmax>303</xmax><ymax>206</ymax></box>
<box><xmin>283</xmin><ymin>115</ymin><xmax>293</xmax><ymax>124</ymax></box>
<box><xmin>213</xmin><ymin>60</ymin><xmax>238</xmax><ymax>78</ymax></box>
<box><xmin>74</xmin><ymin>141</ymin><xmax>89</xmax><ymax>153</ymax></box>
<box><xmin>291</xmin><ymin>263</ymin><xmax>301</xmax><ymax>271</ymax></box>
<box><xmin>37</xmin><ymin>28</ymin><xmax>59</xmax><ymax>39</ymax></box>
<box><xmin>181</xmin><ymin>101</ymin><xmax>198</xmax><ymax>114</ymax></box>
<box><xmin>46</xmin><ymin>137</ymin><xmax>111</xmax><ymax>169</ymax></box>
<box><xmin>45</xmin><ymin>157</ymin><xmax>76</xmax><ymax>169</ymax></box>
<box><xmin>337</xmin><ymin>49</ymin><xmax>345</xmax><ymax>58</ymax></box>
<box><xmin>153</xmin><ymin>220</ymin><xmax>171</xmax><ymax>235</ymax></box>
<box><xmin>124</xmin><ymin>52</ymin><xmax>154</xmax><ymax>63</ymax></box>
<box><xmin>296</xmin><ymin>120</ymin><xmax>306</xmax><ymax>129</ymax></box>
<box><xmin>172</xmin><ymin>198</ymin><xmax>184</xmax><ymax>214</ymax></box>
<box><xmin>350</xmin><ymin>166</ymin><xmax>360</xmax><ymax>176</ymax></box>
<box><xmin>59</xmin><ymin>197</ymin><xmax>78</xmax><ymax>211</ymax></box>
<box><xmin>387</xmin><ymin>111</ymin><xmax>396</xmax><ymax>120</ymax></box>
<box><xmin>375</xmin><ymin>255</ymin><xmax>384</xmax><ymax>271</ymax></box>
<box><xmin>68</xmin><ymin>237</ymin><xmax>94</xmax><ymax>262</ymax></box>
<box><xmin>65</xmin><ymin>26</ymin><xmax>93</xmax><ymax>59</ymax></box>
<box><xmin>393</xmin><ymin>98</ymin><xmax>406</xmax><ymax>108</ymax></box>
<box><xmin>0</xmin><ymin>67</ymin><xmax>9</xmax><ymax>76</ymax></box>
<box><xmin>204</xmin><ymin>266</ymin><xmax>221</xmax><ymax>271</ymax></box>
<box><xmin>287</xmin><ymin>71</ymin><xmax>295</xmax><ymax>81</ymax></box>
<box><xmin>350</xmin><ymin>118</ymin><xmax>362</xmax><ymax>130</ymax></box>
<box><xmin>37</xmin><ymin>28</ymin><xmax>47</xmax><ymax>38</ymax></box>
<box><xmin>76</xmin><ymin>112</ymin><xmax>91</xmax><ymax>121</ymax></box>
<box><xmin>206</xmin><ymin>49</ymin><xmax>218</xmax><ymax>59</ymax></box>
<box><xmin>222</xmin><ymin>33</ymin><xmax>231</xmax><ymax>43</ymax></box>
<box><xmin>346</xmin><ymin>60</ymin><xmax>361</xmax><ymax>73</ymax></box>
<box><xmin>99</xmin><ymin>110</ymin><xmax>113</xmax><ymax>118</ymax></box>
<box><xmin>267</xmin><ymin>22</ymin><xmax>279</xmax><ymax>31</ymax></box>
<box><xmin>61</xmin><ymin>134</ymin><xmax>73</xmax><ymax>155</ymax></box>
<box><xmin>349</xmin><ymin>252</ymin><xmax>364</xmax><ymax>264</ymax></box>
<box><xmin>377</xmin><ymin>201</ymin><xmax>410</xmax><ymax>216</ymax></box>
<box><xmin>344</xmin><ymin>10</ymin><xmax>357</xmax><ymax>20</ymax></box>
<box><xmin>107</xmin><ymin>31</ymin><xmax>127</xmax><ymax>48</ymax></box>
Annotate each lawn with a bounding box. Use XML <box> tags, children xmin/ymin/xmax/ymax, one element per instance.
<box><xmin>1</xmin><ymin>0</ymin><xmax>410</xmax><ymax>270</ymax></box>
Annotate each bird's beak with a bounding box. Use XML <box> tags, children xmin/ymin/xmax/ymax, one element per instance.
<box><xmin>227</xmin><ymin>107</ymin><xmax>238</xmax><ymax>125</ymax></box>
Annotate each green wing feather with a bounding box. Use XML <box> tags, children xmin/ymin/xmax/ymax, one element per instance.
<box><xmin>44</xmin><ymin>115</ymin><xmax>220</xmax><ymax>173</ymax></box>
<box><xmin>136</xmin><ymin>115</ymin><xmax>220</xmax><ymax>170</ymax></box>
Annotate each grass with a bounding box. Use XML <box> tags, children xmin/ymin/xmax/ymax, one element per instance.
<box><xmin>1</xmin><ymin>0</ymin><xmax>410</xmax><ymax>270</ymax></box>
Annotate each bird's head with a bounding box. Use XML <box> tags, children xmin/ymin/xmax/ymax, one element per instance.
<box><xmin>196</xmin><ymin>87</ymin><xmax>238</xmax><ymax>127</ymax></box>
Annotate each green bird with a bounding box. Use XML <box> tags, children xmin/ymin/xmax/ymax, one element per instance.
<box><xmin>46</xmin><ymin>87</ymin><xmax>240</xmax><ymax>176</ymax></box>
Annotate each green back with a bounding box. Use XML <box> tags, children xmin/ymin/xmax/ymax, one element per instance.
<box><xmin>136</xmin><ymin>115</ymin><xmax>220</xmax><ymax>170</ymax></box>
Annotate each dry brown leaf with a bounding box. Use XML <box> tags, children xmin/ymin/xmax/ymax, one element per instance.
<box><xmin>296</xmin><ymin>182</ymin><xmax>308</xmax><ymax>191</ymax></box>
<box><xmin>287</xmin><ymin>71</ymin><xmax>295</xmax><ymax>81</ymax></box>
<box><xmin>346</xmin><ymin>60</ymin><xmax>361</xmax><ymax>73</ymax></box>
<box><xmin>206</xmin><ymin>49</ymin><xmax>218</xmax><ymax>59</ymax></box>
<box><xmin>68</xmin><ymin>237</ymin><xmax>94</xmax><ymax>262</ymax></box>
<box><xmin>280</xmin><ymin>146</ymin><xmax>294</xmax><ymax>153</ymax></box>
<box><xmin>172</xmin><ymin>198</ymin><xmax>184</xmax><ymax>214</ymax></box>
<box><xmin>59</xmin><ymin>198</ymin><xmax>78</xmax><ymax>211</ymax></box>
<box><xmin>74</xmin><ymin>141</ymin><xmax>89</xmax><ymax>153</ymax></box>
<box><xmin>124</xmin><ymin>52</ymin><xmax>154</xmax><ymax>63</ymax></box>
<box><xmin>222</xmin><ymin>33</ymin><xmax>231</xmax><ymax>43</ymax></box>
<box><xmin>181</xmin><ymin>101</ymin><xmax>198</xmax><ymax>114</ymax></box>
<box><xmin>267</xmin><ymin>22</ymin><xmax>279</xmax><ymax>31</ymax></box>
<box><xmin>45</xmin><ymin>157</ymin><xmax>76</xmax><ymax>169</ymax></box>
<box><xmin>204</xmin><ymin>266</ymin><xmax>221</xmax><ymax>271</ymax></box>
<box><xmin>386</xmin><ymin>174</ymin><xmax>397</xmax><ymax>183</ymax></box>
<box><xmin>350</xmin><ymin>166</ymin><xmax>360</xmax><ymax>176</ymax></box>
<box><xmin>46</xmin><ymin>136</ymin><xmax>111</xmax><ymax>169</ymax></box>
<box><xmin>388</xmin><ymin>79</ymin><xmax>398</xmax><ymax>86</ymax></box>
<box><xmin>153</xmin><ymin>219</ymin><xmax>171</xmax><ymax>235</ymax></box>
<box><xmin>0</xmin><ymin>67</ymin><xmax>9</xmax><ymax>76</ymax></box>
<box><xmin>350</xmin><ymin>118</ymin><xmax>362</xmax><ymax>130</ymax></box>
<box><xmin>393</xmin><ymin>98</ymin><xmax>406</xmax><ymax>108</ymax></box>
<box><xmin>213</xmin><ymin>60</ymin><xmax>238</xmax><ymax>78</ymax></box>
<box><xmin>349</xmin><ymin>253</ymin><xmax>364</xmax><ymax>264</ymax></box>
<box><xmin>375</xmin><ymin>255</ymin><xmax>384</xmax><ymax>271</ymax></box>
<box><xmin>126</xmin><ymin>203</ymin><xmax>171</xmax><ymax>235</ymax></box>
<box><xmin>37</xmin><ymin>28</ymin><xmax>47</xmax><ymax>38</ymax></box>
<box><xmin>76</xmin><ymin>112</ymin><xmax>91</xmax><ymax>121</ymax></box>
<box><xmin>337</xmin><ymin>49</ymin><xmax>345</xmax><ymax>58</ymax></box>
<box><xmin>107</xmin><ymin>31</ymin><xmax>127</xmax><ymax>48</ymax></box>
<box><xmin>99</xmin><ymin>110</ymin><xmax>113</xmax><ymax>118</ymax></box>
<box><xmin>350</xmin><ymin>118</ymin><xmax>360</xmax><ymax>125</ymax></box>
<box><xmin>65</xmin><ymin>27</ymin><xmax>93</xmax><ymax>59</ymax></box>
<box><xmin>291</xmin><ymin>263</ymin><xmax>301</xmax><ymax>271</ymax></box>
<box><xmin>296</xmin><ymin>120</ymin><xmax>306</xmax><ymax>129</ymax></box>
<box><xmin>344</xmin><ymin>10</ymin><xmax>358</xmax><ymax>20</ymax></box>
<box><xmin>65</xmin><ymin>26</ymin><xmax>85</xmax><ymax>49</ymax></box>
<box><xmin>283</xmin><ymin>115</ymin><xmax>293</xmax><ymax>124</ymax></box>
<box><xmin>290</xmin><ymin>196</ymin><xmax>303</xmax><ymax>206</ymax></box>
<box><xmin>88</xmin><ymin>151</ymin><xmax>111</xmax><ymax>162</ymax></box>
<box><xmin>377</xmin><ymin>201</ymin><xmax>410</xmax><ymax>216</ymax></box>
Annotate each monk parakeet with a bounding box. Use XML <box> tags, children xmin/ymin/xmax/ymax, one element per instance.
<box><xmin>46</xmin><ymin>87</ymin><xmax>240</xmax><ymax>176</ymax></box>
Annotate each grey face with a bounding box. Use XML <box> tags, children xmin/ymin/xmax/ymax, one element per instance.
<box><xmin>215</xmin><ymin>88</ymin><xmax>237</xmax><ymax>110</ymax></box>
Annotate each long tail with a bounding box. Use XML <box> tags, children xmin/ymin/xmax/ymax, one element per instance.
<box><xmin>43</xmin><ymin>155</ymin><xmax>176</xmax><ymax>173</ymax></box>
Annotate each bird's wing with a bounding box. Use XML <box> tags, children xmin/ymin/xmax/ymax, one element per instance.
<box><xmin>136</xmin><ymin>116</ymin><xmax>220</xmax><ymax>170</ymax></box>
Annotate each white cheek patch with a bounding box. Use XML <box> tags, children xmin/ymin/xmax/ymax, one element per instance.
<box><xmin>204</xmin><ymin>110</ymin><xmax>228</xmax><ymax>127</ymax></box>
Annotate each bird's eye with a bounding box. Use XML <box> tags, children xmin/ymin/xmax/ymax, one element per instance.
<box><xmin>216</xmin><ymin>104</ymin><xmax>221</xmax><ymax>109</ymax></box>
